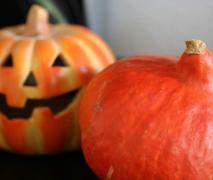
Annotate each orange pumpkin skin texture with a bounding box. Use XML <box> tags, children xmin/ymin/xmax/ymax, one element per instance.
<box><xmin>79</xmin><ymin>40</ymin><xmax>213</xmax><ymax>179</ymax></box>
<box><xmin>0</xmin><ymin>5</ymin><xmax>114</xmax><ymax>154</ymax></box>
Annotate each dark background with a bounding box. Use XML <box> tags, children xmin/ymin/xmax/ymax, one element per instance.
<box><xmin>0</xmin><ymin>0</ymin><xmax>86</xmax><ymax>27</ymax></box>
<box><xmin>0</xmin><ymin>150</ymin><xmax>97</xmax><ymax>180</ymax></box>
<box><xmin>0</xmin><ymin>0</ymin><xmax>97</xmax><ymax>179</ymax></box>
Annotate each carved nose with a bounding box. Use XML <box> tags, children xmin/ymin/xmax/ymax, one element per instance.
<box><xmin>24</xmin><ymin>72</ymin><xmax>37</xmax><ymax>86</ymax></box>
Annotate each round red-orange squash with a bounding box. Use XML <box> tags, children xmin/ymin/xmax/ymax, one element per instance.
<box><xmin>79</xmin><ymin>40</ymin><xmax>213</xmax><ymax>179</ymax></box>
<box><xmin>0</xmin><ymin>5</ymin><xmax>114</xmax><ymax>154</ymax></box>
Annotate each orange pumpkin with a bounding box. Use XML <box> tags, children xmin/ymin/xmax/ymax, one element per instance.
<box><xmin>79</xmin><ymin>40</ymin><xmax>213</xmax><ymax>179</ymax></box>
<box><xmin>0</xmin><ymin>5</ymin><xmax>114</xmax><ymax>154</ymax></box>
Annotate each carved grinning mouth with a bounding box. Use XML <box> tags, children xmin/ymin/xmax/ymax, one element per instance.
<box><xmin>0</xmin><ymin>89</ymin><xmax>80</xmax><ymax>119</ymax></box>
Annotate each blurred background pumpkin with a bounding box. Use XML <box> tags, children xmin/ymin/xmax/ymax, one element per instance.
<box><xmin>0</xmin><ymin>0</ymin><xmax>111</xmax><ymax>179</ymax></box>
<box><xmin>0</xmin><ymin>4</ymin><xmax>114</xmax><ymax>155</ymax></box>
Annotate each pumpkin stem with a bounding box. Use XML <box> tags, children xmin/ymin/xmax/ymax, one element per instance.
<box><xmin>185</xmin><ymin>39</ymin><xmax>207</xmax><ymax>55</ymax></box>
<box><xmin>24</xmin><ymin>4</ymin><xmax>49</xmax><ymax>36</ymax></box>
<box><xmin>179</xmin><ymin>39</ymin><xmax>213</xmax><ymax>84</ymax></box>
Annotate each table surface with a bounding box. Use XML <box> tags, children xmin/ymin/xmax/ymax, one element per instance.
<box><xmin>0</xmin><ymin>150</ymin><xmax>98</xmax><ymax>180</ymax></box>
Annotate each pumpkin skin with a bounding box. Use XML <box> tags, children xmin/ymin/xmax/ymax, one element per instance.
<box><xmin>0</xmin><ymin>5</ymin><xmax>114</xmax><ymax>154</ymax></box>
<box><xmin>79</xmin><ymin>40</ymin><xmax>213</xmax><ymax>179</ymax></box>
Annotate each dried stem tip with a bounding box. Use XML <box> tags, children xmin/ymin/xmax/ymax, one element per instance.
<box><xmin>185</xmin><ymin>39</ymin><xmax>207</xmax><ymax>55</ymax></box>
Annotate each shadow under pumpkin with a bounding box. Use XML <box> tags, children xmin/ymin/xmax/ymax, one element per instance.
<box><xmin>0</xmin><ymin>150</ymin><xmax>98</xmax><ymax>180</ymax></box>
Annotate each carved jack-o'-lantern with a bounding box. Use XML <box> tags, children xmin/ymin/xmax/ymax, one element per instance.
<box><xmin>0</xmin><ymin>5</ymin><xmax>114</xmax><ymax>154</ymax></box>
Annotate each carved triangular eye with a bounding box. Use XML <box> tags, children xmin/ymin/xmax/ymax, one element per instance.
<box><xmin>2</xmin><ymin>55</ymin><xmax>13</xmax><ymax>67</ymax></box>
<box><xmin>52</xmin><ymin>56</ymin><xmax>67</xmax><ymax>67</ymax></box>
